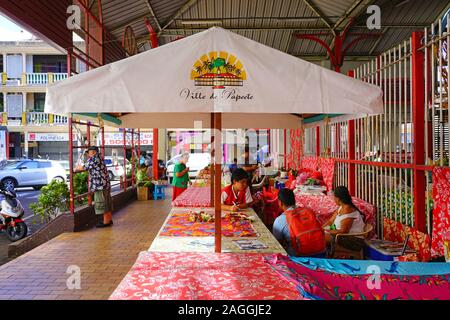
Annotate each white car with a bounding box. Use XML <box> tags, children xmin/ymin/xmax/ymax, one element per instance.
<box><xmin>104</xmin><ymin>156</ymin><xmax>131</xmax><ymax>181</ymax></box>
<box><xmin>0</xmin><ymin>160</ymin><xmax>67</xmax><ymax>190</ymax></box>
<box><xmin>166</xmin><ymin>153</ymin><xmax>211</xmax><ymax>182</ymax></box>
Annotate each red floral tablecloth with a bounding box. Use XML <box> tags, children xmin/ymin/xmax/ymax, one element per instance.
<box><xmin>383</xmin><ymin>217</ymin><xmax>431</xmax><ymax>262</ymax></box>
<box><xmin>431</xmin><ymin>167</ymin><xmax>450</xmax><ymax>258</ymax></box>
<box><xmin>109</xmin><ymin>252</ymin><xmax>300</xmax><ymax>300</ymax></box>
<box><xmin>172</xmin><ymin>186</ymin><xmax>211</xmax><ymax>207</ymax></box>
<box><xmin>295</xmin><ymin>194</ymin><xmax>376</xmax><ymax>228</ymax></box>
<box><xmin>159</xmin><ymin>213</ymin><xmax>257</xmax><ymax>237</ymax></box>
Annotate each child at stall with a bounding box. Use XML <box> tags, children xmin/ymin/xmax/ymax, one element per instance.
<box><xmin>221</xmin><ymin>168</ymin><xmax>253</xmax><ymax>212</ymax></box>
<box><xmin>172</xmin><ymin>152</ymin><xmax>191</xmax><ymax>201</ymax></box>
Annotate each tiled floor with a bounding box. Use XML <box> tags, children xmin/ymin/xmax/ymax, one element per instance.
<box><xmin>0</xmin><ymin>197</ymin><xmax>171</xmax><ymax>300</ymax></box>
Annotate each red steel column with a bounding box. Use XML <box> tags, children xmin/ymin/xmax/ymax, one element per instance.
<box><xmin>347</xmin><ymin>70</ymin><xmax>356</xmax><ymax>195</ymax></box>
<box><xmin>283</xmin><ymin>129</ymin><xmax>287</xmax><ymax>169</ymax></box>
<box><xmin>87</xmin><ymin>122</ymin><xmax>92</xmax><ymax>205</ymax></box>
<box><xmin>101</xmin><ymin>125</ymin><xmax>105</xmax><ymax>160</ymax></box>
<box><xmin>153</xmin><ymin>129</ymin><xmax>158</xmax><ymax>180</ymax></box>
<box><xmin>214</xmin><ymin>113</ymin><xmax>222</xmax><ymax>253</ymax></box>
<box><xmin>411</xmin><ymin>32</ymin><xmax>426</xmax><ymax>233</ymax></box>
<box><xmin>131</xmin><ymin>129</ymin><xmax>135</xmax><ymax>186</ymax></box>
<box><xmin>210</xmin><ymin>113</ymin><xmax>215</xmax><ymax>207</ymax></box>
<box><xmin>123</xmin><ymin>129</ymin><xmax>127</xmax><ymax>189</ymax></box>
<box><xmin>315</xmin><ymin>126</ymin><xmax>320</xmax><ymax>157</ymax></box>
<box><xmin>69</xmin><ymin>116</ymin><xmax>74</xmax><ymax>214</ymax></box>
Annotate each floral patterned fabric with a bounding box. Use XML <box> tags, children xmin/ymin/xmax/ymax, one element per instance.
<box><xmin>431</xmin><ymin>167</ymin><xmax>450</xmax><ymax>258</ymax></box>
<box><xmin>383</xmin><ymin>218</ymin><xmax>431</xmax><ymax>262</ymax></box>
<box><xmin>109</xmin><ymin>252</ymin><xmax>300</xmax><ymax>300</ymax></box>
<box><xmin>300</xmin><ymin>156</ymin><xmax>319</xmax><ymax>171</ymax></box>
<box><xmin>265</xmin><ymin>254</ymin><xmax>450</xmax><ymax>300</ymax></box>
<box><xmin>172</xmin><ymin>186</ymin><xmax>211</xmax><ymax>207</ymax></box>
<box><xmin>319</xmin><ymin>158</ymin><xmax>335</xmax><ymax>191</ymax></box>
<box><xmin>86</xmin><ymin>154</ymin><xmax>110</xmax><ymax>192</ymax></box>
<box><xmin>295</xmin><ymin>194</ymin><xmax>376</xmax><ymax>230</ymax></box>
<box><xmin>287</xmin><ymin>129</ymin><xmax>303</xmax><ymax>170</ymax></box>
<box><xmin>159</xmin><ymin>212</ymin><xmax>258</xmax><ymax>237</ymax></box>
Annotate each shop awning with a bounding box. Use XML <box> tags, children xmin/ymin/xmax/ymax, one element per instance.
<box><xmin>45</xmin><ymin>27</ymin><xmax>383</xmax><ymax>116</ymax></box>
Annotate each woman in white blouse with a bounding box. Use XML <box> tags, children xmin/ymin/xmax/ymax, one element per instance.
<box><xmin>322</xmin><ymin>186</ymin><xmax>366</xmax><ymax>245</ymax></box>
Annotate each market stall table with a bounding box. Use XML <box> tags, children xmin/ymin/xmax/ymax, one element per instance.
<box><xmin>149</xmin><ymin>207</ymin><xmax>286</xmax><ymax>254</ymax></box>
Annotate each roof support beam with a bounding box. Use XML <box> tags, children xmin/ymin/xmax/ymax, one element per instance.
<box><xmin>333</xmin><ymin>0</ymin><xmax>372</xmax><ymax>31</ymax></box>
<box><xmin>111</xmin><ymin>13</ymin><xmax>150</xmax><ymax>32</ymax></box>
<box><xmin>369</xmin><ymin>27</ymin><xmax>389</xmax><ymax>55</ymax></box>
<box><xmin>301</xmin><ymin>0</ymin><xmax>336</xmax><ymax>36</ymax></box>
<box><xmin>157</xmin><ymin>0</ymin><xmax>199</xmax><ymax>37</ymax></box>
<box><xmin>144</xmin><ymin>0</ymin><xmax>162</xmax><ymax>32</ymax></box>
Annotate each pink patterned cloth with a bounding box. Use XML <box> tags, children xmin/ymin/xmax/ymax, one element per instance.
<box><xmin>432</xmin><ymin>167</ymin><xmax>450</xmax><ymax>257</ymax></box>
<box><xmin>172</xmin><ymin>186</ymin><xmax>211</xmax><ymax>207</ymax></box>
<box><xmin>319</xmin><ymin>158</ymin><xmax>335</xmax><ymax>192</ymax></box>
<box><xmin>301</xmin><ymin>156</ymin><xmax>319</xmax><ymax>171</ymax></box>
<box><xmin>109</xmin><ymin>252</ymin><xmax>300</xmax><ymax>300</ymax></box>
<box><xmin>295</xmin><ymin>194</ymin><xmax>376</xmax><ymax>229</ymax></box>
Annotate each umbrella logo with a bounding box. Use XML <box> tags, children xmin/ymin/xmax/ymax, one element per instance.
<box><xmin>191</xmin><ymin>52</ymin><xmax>246</xmax><ymax>89</ymax></box>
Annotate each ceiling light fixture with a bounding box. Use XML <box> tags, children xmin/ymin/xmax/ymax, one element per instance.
<box><xmin>181</xmin><ymin>20</ymin><xmax>223</xmax><ymax>25</ymax></box>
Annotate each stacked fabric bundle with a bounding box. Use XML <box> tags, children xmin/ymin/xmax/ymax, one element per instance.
<box><xmin>172</xmin><ymin>186</ymin><xmax>211</xmax><ymax>207</ymax></box>
<box><xmin>295</xmin><ymin>194</ymin><xmax>376</xmax><ymax>228</ymax></box>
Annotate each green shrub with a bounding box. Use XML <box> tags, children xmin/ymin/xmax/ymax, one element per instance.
<box><xmin>30</xmin><ymin>180</ymin><xmax>70</xmax><ymax>223</ymax></box>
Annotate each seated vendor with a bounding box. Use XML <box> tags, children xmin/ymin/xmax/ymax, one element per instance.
<box><xmin>221</xmin><ymin>168</ymin><xmax>253</xmax><ymax>212</ymax></box>
<box><xmin>322</xmin><ymin>186</ymin><xmax>366</xmax><ymax>245</ymax></box>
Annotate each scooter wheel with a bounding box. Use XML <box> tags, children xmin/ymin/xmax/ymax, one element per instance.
<box><xmin>6</xmin><ymin>222</ymin><xmax>28</xmax><ymax>242</ymax></box>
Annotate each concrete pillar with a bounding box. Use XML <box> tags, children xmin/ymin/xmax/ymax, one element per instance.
<box><xmin>158</xmin><ymin>129</ymin><xmax>166</xmax><ymax>163</ymax></box>
<box><xmin>22</xmin><ymin>53</ymin><xmax>26</xmax><ymax>74</ymax></box>
<box><xmin>2</xmin><ymin>93</ymin><xmax>6</xmax><ymax>113</ymax></box>
<box><xmin>22</xmin><ymin>92</ymin><xmax>27</xmax><ymax>112</ymax></box>
<box><xmin>24</xmin><ymin>131</ymin><xmax>29</xmax><ymax>158</ymax></box>
<box><xmin>2</xmin><ymin>53</ymin><xmax>7</xmax><ymax>73</ymax></box>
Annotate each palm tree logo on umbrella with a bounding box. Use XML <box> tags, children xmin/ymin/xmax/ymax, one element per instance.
<box><xmin>191</xmin><ymin>52</ymin><xmax>246</xmax><ymax>89</ymax></box>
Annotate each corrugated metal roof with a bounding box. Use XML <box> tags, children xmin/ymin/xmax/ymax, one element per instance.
<box><xmin>98</xmin><ymin>0</ymin><xmax>448</xmax><ymax>61</ymax></box>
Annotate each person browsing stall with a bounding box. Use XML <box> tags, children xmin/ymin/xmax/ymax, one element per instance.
<box><xmin>77</xmin><ymin>146</ymin><xmax>113</xmax><ymax>228</ymax></box>
<box><xmin>172</xmin><ymin>152</ymin><xmax>191</xmax><ymax>201</ymax></box>
<box><xmin>221</xmin><ymin>168</ymin><xmax>253</xmax><ymax>212</ymax></box>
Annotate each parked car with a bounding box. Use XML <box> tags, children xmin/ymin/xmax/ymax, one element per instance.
<box><xmin>0</xmin><ymin>160</ymin><xmax>67</xmax><ymax>190</ymax></box>
<box><xmin>104</xmin><ymin>156</ymin><xmax>131</xmax><ymax>181</ymax></box>
<box><xmin>166</xmin><ymin>153</ymin><xmax>211</xmax><ymax>183</ymax></box>
<box><xmin>58</xmin><ymin>160</ymin><xmax>71</xmax><ymax>178</ymax></box>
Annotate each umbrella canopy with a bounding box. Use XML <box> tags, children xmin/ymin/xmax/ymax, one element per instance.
<box><xmin>45</xmin><ymin>27</ymin><xmax>382</xmax><ymax>116</ymax></box>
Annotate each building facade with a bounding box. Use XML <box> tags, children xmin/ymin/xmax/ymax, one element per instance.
<box><xmin>0</xmin><ymin>40</ymin><xmax>86</xmax><ymax>160</ymax></box>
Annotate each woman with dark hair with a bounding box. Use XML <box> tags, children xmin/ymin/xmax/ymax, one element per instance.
<box><xmin>322</xmin><ymin>186</ymin><xmax>365</xmax><ymax>244</ymax></box>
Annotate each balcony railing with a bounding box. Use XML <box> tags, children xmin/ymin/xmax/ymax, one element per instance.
<box><xmin>26</xmin><ymin>73</ymin><xmax>48</xmax><ymax>85</ymax></box>
<box><xmin>1</xmin><ymin>73</ymin><xmax>68</xmax><ymax>86</ymax></box>
<box><xmin>25</xmin><ymin>112</ymin><xmax>68</xmax><ymax>126</ymax></box>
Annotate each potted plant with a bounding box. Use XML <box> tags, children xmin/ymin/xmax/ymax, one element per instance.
<box><xmin>136</xmin><ymin>168</ymin><xmax>151</xmax><ymax>201</ymax></box>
